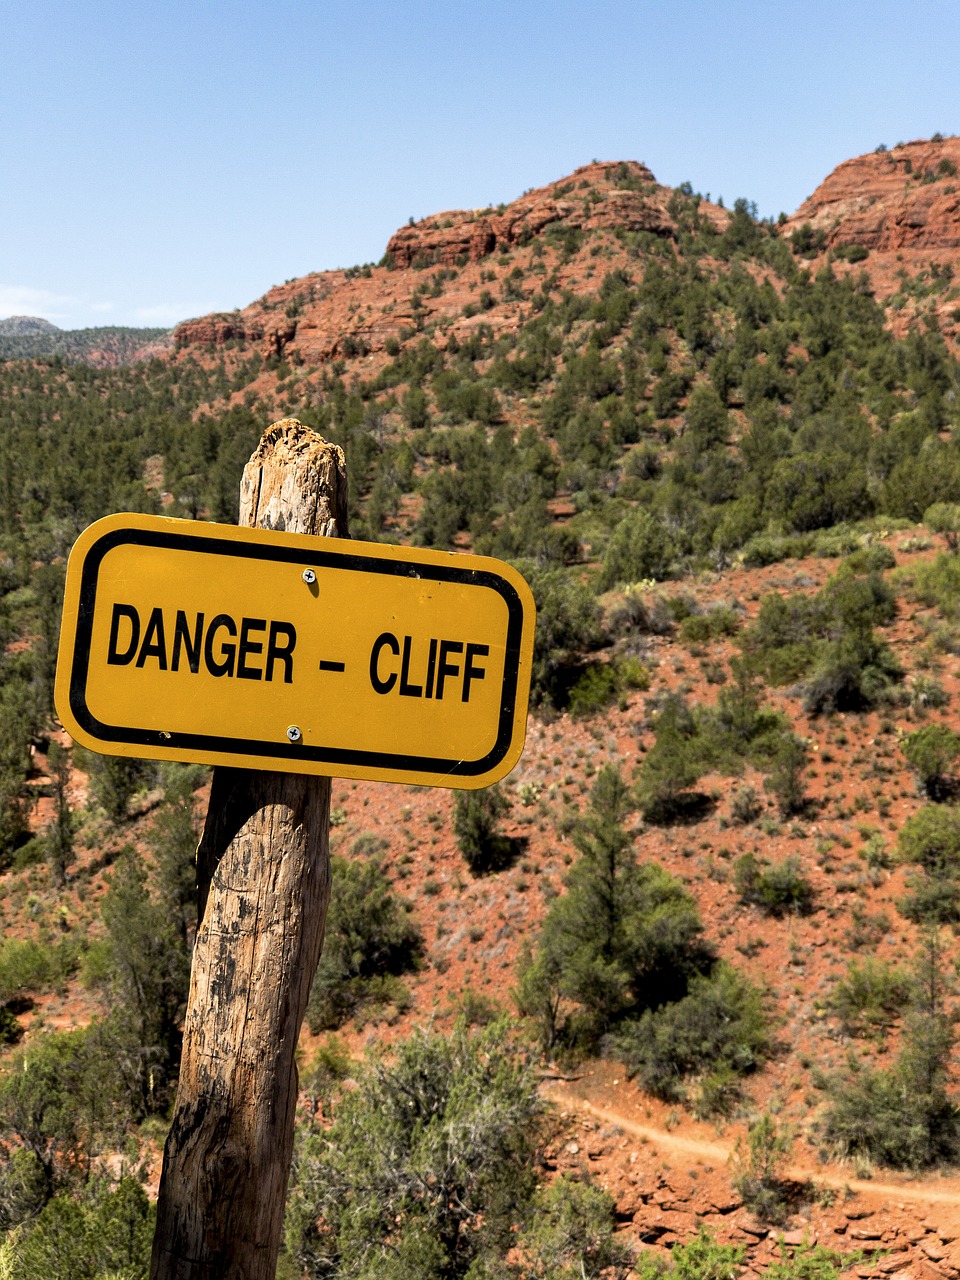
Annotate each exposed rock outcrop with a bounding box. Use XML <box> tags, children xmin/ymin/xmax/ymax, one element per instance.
<box><xmin>786</xmin><ymin>136</ymin><xmax>960</xmax><ymax>252</ymax></box>
<box><xmin>782</xmin><ymin>135</ymin><xmax>960</xmax><ymax>342</ymax></box>
<box><xmin>385</xmin><ymin>161</ymin><xmax>729</xmax><ymax>267</ymax></box>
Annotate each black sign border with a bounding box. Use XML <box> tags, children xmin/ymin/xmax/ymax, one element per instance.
<box><xmin>69</xmin><ymin>526</ymin><xmax>527</xmax><ymax>779</ymax></box>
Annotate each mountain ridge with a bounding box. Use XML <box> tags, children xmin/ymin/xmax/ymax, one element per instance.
<box><xmin>170</xmin><ymin>139</ymin><xmax>960</xmax><ymax>404</ymax></box>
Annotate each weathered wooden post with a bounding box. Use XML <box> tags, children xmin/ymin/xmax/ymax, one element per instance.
<box><xmin>53</xmin><ymin>415</ymin><xmax>533</xmax><ymax>1275</ymax></box>
<box><xmin>149</xmin><ymin>419</ymin><xmax>349</xmax><ymax>1280</ymax></box>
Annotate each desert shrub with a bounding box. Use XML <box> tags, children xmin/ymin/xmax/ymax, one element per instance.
<box><xmin>615</xmin><ymin>963</ymin><xmax>768</xmax><ymax>1104</ymax></box>
<box><xmin>895</xmin><ymin>776</ymin><xmax>960</xmax><ymax>921</ymax></box>
<box><xmin>740</xmin><ymin>592</ymin><xmax>826</xmax><ymax>684</ymax></box>
<box><xmin>842</xmin><ymin>543</ymin><xmax>896</xmax><ymax>574</ymax></box>
<box><xmin>45</xmin><ymin>741</ymin><xmax>74</xmax><ymax>887</ymax></box>
<box><xmin>764</xmin><ymin>733</ymin><xmax>809</xmax><ymax>816</ymax></box>
<box><xmin>896</xmin><ymin>550</ymin><xmax>960</xmax><ymax>616</ymax></box>
<box><xmin>822</xmin><ymin>1062</ymin><xmax>960</xmax><ymax>1170</ymax></box>
<box><xmin>454</xmin><ymin>784</ymin><xmax>513</xmax><ymax>873</ymax></box>
<box><xmin>897</xmin><ymin>873</ymin><xmax>960</xmax><ymax>924</ymax></box>
<box><xmin>896</xmin><ymin>804</ymin><xmax>960</xmax><ymax>877</ymax></box>
<box><xmin>902</xmin><ymin>723</ymin><xmax>960</xmax><ymax>798</ymax></box>
<box><xmin>730</xmin><ymin>784</ymin><xmax>762</xmax><ymax>825</ymax></box>
<box><xmin>766</xmin><ymin>450</ymin><xmax>873</xmax><ymax>533</ymax></box>
<box><xmin>566</xmin><ymin>663</ymin><xmax>617</xmax><ymax>718</ymax></box>
<box><xmin>637</xmin><ymin>676</ymin><xmax>795</xmax><ymax>823</ymax></box>
<box><xmin>567</xmin><ymin>655</ymin><xmax>649</xmax><ymax>718</ymax></box>
<box><xmin>517</xmin><ymin>1175</ymin><xmax>635</xmax><ymax>1280</ymax></box>
<box><xmin>0</xmin><ymin>936</ymin><xmax>79</xmax><ymax>1045</ymax></box>
<box><xmin>600</xmin><ymin>509</ymin><xmax>675</xmax><ymax>588</ymax></box>
<box><xmin>908</xmin><ymin>672</ymin><xmax>950</xmax><ymax>714</ymax></box>
<box><xmin>829</xmin><ymin>959</ymin><xmax>910</xmax><ymax>1037</ymax></box>
<box><xmin>802</xmin><ymin>629</ymin><xmax>901</xmax><ymax>715</ymax></box>
<box><xmin>632</xmin><ymin>1229</ymin><xmax>745</xmax><ymax>1280</ymax></box>
<box><xmin>651</xmin><ymin>370</ymin><xmax>689</xmax><ymax>417</ymax></box>
<box><xmin>401</xmin><ymin>384</ymin><xmax>430</xmax><ymax>430</ymax></box>
<box><xmin>734</xmin><ymin>853</ymin><xmax>815</xmax><ymax>915</ymax></box>
<box><xmin>704</xmin><ymin>661</ymin><xmax>792</xmax><ymax>766</ymax></box>
<box><xmin>811</xmin><ymin>525</ymin><xmax>866</xmax><ymax>559</ymax></box>
<box><xmin>835</xmin><ymin>243</ymin><xmax>869</xmax><ymax>263</ymax></box>
<box><xmin>0</xmin><ymin>1147</ymin><xmax>47</xmax><ymax>1230</ymax></box>
<box><xmin>764</xmin><ymin>1243</ymin><xmax>871</xmax><ymax>1280</ymax></box>
<box><xmin>81</xmin><ymin>846</ymin><xmax>190</xmax><ymax>1118</ymax></box>
<box><xmin>790</xmin><ymin>223</ymin><xmax>826</xmax><ymax>256</ymax></box>
<box><xmin>0</xmin><ymin>679</ymin><xmax>38</xmax><ymax>863</ymax></box>
<box><xmin>0</xmin><ymin>1027</ymin><xmax>127</xmax><ymax>1197</ymax></box>
<box><xmin>301</xmin><ymin>1035</ymin><xmax>353</xmax><ymax>1106</ymax></box>
<box><xmin>742</xmin><ymin>564</ymin><xmax>900</xmax><ymax>711</ymax></box>
<box><xmin>516</xmin><ymin>561</ymin><xmax>601</xmax><ymax>708</ymax></box>
<box><xmin>924</xmin><ymin>501</ymin><xmax>960</xmax><ymax>552</ymax></box>
<box><xmin>678</xmin><ymin>605</ymin><xmax>740</xmax><ymax>645</ymax></box>
<box><xmin>605</xmin><ymin>587</ymin><xmax>674</xmax><ymax>638</ymax></box>
<box><xmin>740</xmin><ymin>533</ymin><xmax>813</xmax><ymax>568</ymax></box>
<box><xmin>635</xmin><ymin>695</ymin><xmax>705</xmax><ymax>822</ymax></box>
<box><xmin>0</xmin><ymin>938</ymin><xmax>76</xmax><ymax>1007</ymax></box>
<box><xmin>731</xmin><ymin>1112</ymin><xmax>791</xmax><ymax>1224</ymax></box>
<box><xmin>306</xmin><ymin>856</ymin><xmax>421</xmax><ymax>1032</ymax></box>
<box><xmin>78</xmin><ymin>750</ymin><xmax>154</xmax><ymax>825</ymax></box>
<box><xmin>285</xmin><ymin>1020</ymin><xmax>542</xmax><ymax>1280</ymax></box>
<box><xmin>12</xmin><ymin>1175</ymin><xmax>154</xmax><ymax>1279</ymax></box>
<box><xmin>861</xmin><ymin>832</ymin><xmax>892</xmax><ymax>870</ymax></box>
<box><xmin>683</xmin><ymin>385</ymin><xmax>729</xmax><ymax>452</ymax></box>
<box><xmin>143</xmin><ymin>769</ymin><xmax>202</xmax><ymax>946</ymax></box>
<box><xmin>821</xmin><ymin>934</ymin><xmax>960</xmax><ymax>1169</ymax></box>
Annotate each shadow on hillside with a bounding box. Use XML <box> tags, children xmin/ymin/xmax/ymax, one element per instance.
<box><xmin>469</xmin><ymin>834</ymin><xmax>528</xmax><ymax>876</ymax></box>
<box><xmin>642</xmin><ymin>793</ymin><xmax>717</xmax><ymax>827</ymax></box>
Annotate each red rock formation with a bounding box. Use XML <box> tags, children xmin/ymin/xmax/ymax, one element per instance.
<box><xmin>786</xmin><ymin>136</ymin><xmax>960</xmax><ymax>252</ymax></box>
<box><xmin>385</xmin><ymin>161</ymin><xmax>730</xmax><ymax>268</ymax></box>
<box><xmin>174</xmin><ymin>313</ymin><xmax>261</xmax><ymax>348</ymax></box>
<box><xmin>782</xmin><ymin>136</ymin><xmax>960</xmax><ymax>344</ymax></box>
<box><xmin>385</xmin><ymin>211</ymin><xmax>497</xmax><ymax>269</ymax></box>
<box><xmin>172</xmin><ymin>160</ymin><xmax>730</xmax><ymax>376</ymax></box>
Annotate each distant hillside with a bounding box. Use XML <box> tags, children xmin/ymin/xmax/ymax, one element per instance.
<box><xmin>0</xmin><ymin>322</ymin><xmax>173</xmax><ymax>367</ymax></box>
<box><xmin>0</xmin><ymin>315</ymin><xmax>59</xmax><ymax>336</ymax></box>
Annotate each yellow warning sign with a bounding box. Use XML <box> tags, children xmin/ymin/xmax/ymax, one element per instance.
<box><xmin>55</xmin><ymin>514</ymin><xmax>536</xmax><ymax>789</ymax></box>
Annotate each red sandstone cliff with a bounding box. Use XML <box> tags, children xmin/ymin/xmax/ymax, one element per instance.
<box><xmin>786</xmin><ymin>136</ymin><xmax>960</xmax><ymax>253</ymax></box>
<box><xmin>782</xmin><ymin>135</ymin><xmax>960</xmax><ymax>340</ymax></box>
<box><xmin>172</xmin><ymin>161</ymin><xmax>731</xmax><ymax>374</ymax></box>
<box><xmin>171</xmin><ymin>140</ymin><xmax>960</xmax><ymax>387</ymax></box>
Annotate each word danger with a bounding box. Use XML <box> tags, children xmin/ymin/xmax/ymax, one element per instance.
<box><xmin>107</xmin><ymin>604</ymin><xmax>296</xmax><ymax>682</ymax></box>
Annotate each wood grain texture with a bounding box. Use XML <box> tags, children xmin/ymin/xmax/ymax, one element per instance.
<box><xmin>150</xmin><ymin>420</ymin><xmax>348</xmax><ymax>1280</ymax></box>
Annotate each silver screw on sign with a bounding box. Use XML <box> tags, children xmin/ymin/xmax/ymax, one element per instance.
<box><xmin>302</xmin><ymin>569</ymin><xmax>316</xmax><ymax>585</ymax></box>
<box><xmin>286</xmin><ymin>726</ymin><xmax>302</xmax><ymax>743</ymax></box>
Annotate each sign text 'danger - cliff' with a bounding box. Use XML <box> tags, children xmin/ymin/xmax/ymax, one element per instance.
<box><xmin>55</xmin><ymin>514</ymin><xmax>535</xmax><ymax>789</ymax></box>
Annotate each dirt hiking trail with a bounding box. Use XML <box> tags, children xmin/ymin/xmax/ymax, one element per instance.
<box><xmin>543</xmin><ymin>1082</ymin><xmax>960</xmax><ymax>1220</ymax></box>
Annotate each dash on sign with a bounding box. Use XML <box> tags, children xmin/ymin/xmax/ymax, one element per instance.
<box><xmin>318</xmin><ymin>660</ymin><xmax>346</xmax><ymax>673</ymax></box>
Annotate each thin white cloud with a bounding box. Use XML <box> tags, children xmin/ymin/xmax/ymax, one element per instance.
<box><xmin>133</xmin><ymin>303</ymin><xmax>194</xmax><ymax>325</ymax></box>
<box><xmin>0</xmin><ymin>286</ymin><xmax>222</xmax><ymax>330</ymax></box>
<box><xmin>0</xmin><ymin>284</ymin><xmax>76</xmax><ymax>324</ymax></box>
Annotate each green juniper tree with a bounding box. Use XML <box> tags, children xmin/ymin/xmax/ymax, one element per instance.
<box><xmin>516</xmin><ymin>765</ymin><xmax>713</xmax><ymax>1053</ymax></box>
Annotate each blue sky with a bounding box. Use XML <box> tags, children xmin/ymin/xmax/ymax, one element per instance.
<box><xmin>2</xmin><ymin>0</ymin><xmax>957</xmax><ymax>330</ymax></box>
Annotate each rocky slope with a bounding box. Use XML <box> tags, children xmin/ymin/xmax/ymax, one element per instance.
<box><xmin>172</xmin><ymin>160</ymin><xmax>731</xmax><ymax>382</ymax></box>
<box><xmin>783</xmin><ymin>135</ymin><xmax>960</xmax><ymax>342</ymax></box>
<box><xmin>168</xmin><ymin>140</ymin><xmax>960</xmax><ymax>423</ymax></box>
<box><xmin>25</xmin><ymin>528</ymin><xmax>960</xmax><ymax>1272</ymax></box>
